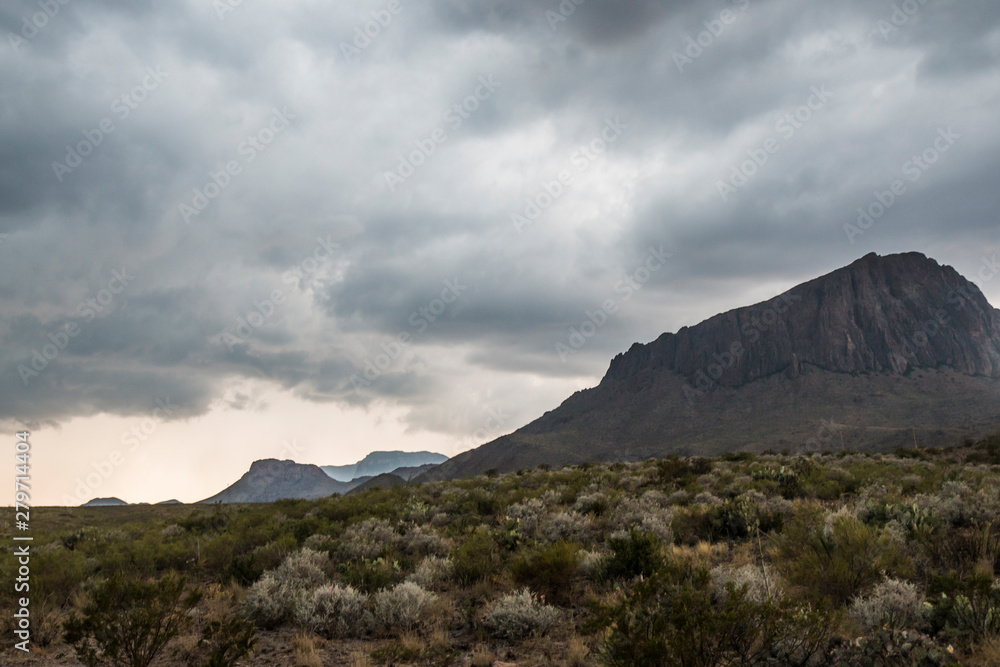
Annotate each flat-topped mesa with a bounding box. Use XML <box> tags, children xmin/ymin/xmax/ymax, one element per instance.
<box><xmin>605</xmin><ymin>252</ymin><xmax>1000</xmax><ymax>389</ymax></box>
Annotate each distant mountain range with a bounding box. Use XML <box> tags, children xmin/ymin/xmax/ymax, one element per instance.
<box><xmin>77</xmin><ymin>451</ymin><xmax>450</xmax><ymax>507</ymax></box>
<box><xmin>197</xmin><ymin>451</ymin><xmax>449</xmax><ymax>504</ymax></box>
<box><xmin>425</xmin><ymin>252</ymin><xmax>1000</xmax><ymax>479</ymax></box>
<box><xmin>321</xmin><ymin>451</ymin><xmax>448</xmax><ymax>481</ymax></box>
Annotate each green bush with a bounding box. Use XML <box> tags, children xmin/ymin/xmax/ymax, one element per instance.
<box><xmin>338</xmin><ymin>557</ymin><xmax>402</xmax><ymax>594</ymax></box>
<box><xmin>511</xmin><ymin>540</ymin><xmax>580</xmax><ymax>605</ymax></box>
<box><xmin>63</xmin><ymin>572</ymin><xmax>200</xmax><ymax>667</ymax></box>
<box><xmin>927</xmin><ymin>573</ymin><xmax>1000</xmax><ymax>642</ymax></box>
<box><xmin>451</xmin><ymin>527</ymin><xmax>497</xmax><ymax>586</ymax></box>
<box><xmin>600</xmin><ymin>530</ymin><xmax>663</xmax><ymax>582</ymax></box>
<box><xmin>592</xmin><ymin>561</ymin><xmax>831</xmax><ymax>667</ymax></box>
<box><xmin>777</xmin><ymin>511</ymin><xmax>910</xmax><ymax>607</ymax></box>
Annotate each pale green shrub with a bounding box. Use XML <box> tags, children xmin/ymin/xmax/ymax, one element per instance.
<box><xmin>849</xmin><ymin>579</ymin><xmax>925</xmax><ymax>631</ymax></box>
<box><xmin>405</xmin><ymin>556</ymin><xmax>453</xmax><ymax>591</ymax></box>
<box><xmin>711</xmin><ymin>564</ymin><xmax>782</xmax><ymax>604</ymax></box>
<box><xmin>541</xmin><ymin>511</ymin><xmax>592</xmax><ymax>543</ymax></box>
<box><xmin>339</xmin><ymin>519</ymin><xmax>397</xmax><ymax>560</ymax></box>
<box><xmin>295</xmin><ymin>584</ymin><xmax>372</xmax><ymax>638</ymax></box>
<box><xmin>483</xmin><ymin>589</ymin><xmax>561</xmax><ymax>640</ymax></box>
<box><xmin>371</xmin><ymin>582</ymin><xmax>437</xmax><ymax>634</ymax></box>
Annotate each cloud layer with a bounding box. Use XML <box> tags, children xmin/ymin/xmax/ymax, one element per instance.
<box><xmin>2</xmin><ymin>0</ymin><xmax>999</xmax><ymax>500</ymax></box>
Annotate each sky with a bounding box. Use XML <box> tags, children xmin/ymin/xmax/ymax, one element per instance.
<box><xmin>2</xmin><ymin>0</ymin><xmax>999</xmax><ymax>505</ymax></box>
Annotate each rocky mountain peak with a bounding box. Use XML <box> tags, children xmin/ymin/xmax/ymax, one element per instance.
<box><xmin>605</xmin><ymin>252</ymin><xmax>1000</xmax><ymax>392</ymax></box>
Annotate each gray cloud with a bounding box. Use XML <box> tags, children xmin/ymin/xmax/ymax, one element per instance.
<box><xmin>1</xmin><ymin>0</ymin><xmax>999</xmax><ymax>446</ymax></box>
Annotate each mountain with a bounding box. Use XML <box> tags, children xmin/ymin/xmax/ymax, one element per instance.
<box><xmin>428</xmin><ymin>252</ymin><xmax>1000</xmax><ymax>479</ymax></box>
<box><xmin>322</xmin><ymin>450</ymin><xmax>448</xmax><ymax>482</ymax></box>
<box><xmin>388</xmin><ymin>463</ymin><xmax>440</xmax><ymax>481</ymax></box>
<box><xmin>347</xmin><ymin>473</ymin><xmax>407</xmax><ymax>495</ymax></box>
<box><xmin>201</xmin><ymin>459</ymin><xmax>356</xmax><ymax>504</ymax></box>
<box><xmin>156</xmin><ymin>499</ymin><xmax>182</xmax><ymax>505</ymax></box>
<box><xmin>81</xmin><ymin>497</ymin><xmax>127</xmax><ymax>507</ymax></box>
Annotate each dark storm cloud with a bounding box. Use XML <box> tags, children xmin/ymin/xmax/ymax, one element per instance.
<box><xmin>1</xmin><ymin>0</ymin><xmax>999</xmax><ymax>436</ymax></box>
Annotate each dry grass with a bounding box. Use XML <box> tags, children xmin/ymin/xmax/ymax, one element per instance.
<box><xmin>565</xmin><ymin>635</ymin><xmax>592</xmax><ymax>666</ymax></box>
<box><xmin>293</xmin><ymin>632</ymin><xmax>323</xmax><ymax>667</ymax></box>
<box><xmin>968</xmin><ymin>637</ymin><xmax>1000</xmax><ymax>667</ymax></box>
<box><xmin>469</xmin><ymin>643</ymin><xmax>494</xmax><ymax>667</ymax></box>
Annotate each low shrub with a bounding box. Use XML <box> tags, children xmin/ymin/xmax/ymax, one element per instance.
<box><xmin>63</xmin><ymin>573</ymin><xmax>200</xmax><ymax>667</ymax></box>
<box><xmin>541</xmin><ymin>511</ymin><xmax>592</xmax><ymax>543</ymax></box>
<box><xmin>848</xmin><ymin>578</ymin><xmax>925</xmax><ymax>632</ymax></box>
<box><xmin>511</xmin><ymin>540</ymin><xmax>580</xmax><ymax>605</ymax></box>
<box><xmin>242</xmin><ymin>548</ymin><xmax>330</xmax><ymax>627</ymax></box>
<box><xmin>778</xmin><ymin>511</ymin><xmax>910</xmax><ymax>607</ymax></box>
<box><xmin>295</xmin><ymin>584</ymin><xmax>372</xmax><ymax>639</ymax></box>
<box><xmin>371</xmin><ymin>582</ymin><xmax>438</xmax><ymax>635</ymax></box>
<box><xmin>710</xmin><ymin>563</ymin><xmax>782</xmax><ymax>605</ymax></box>
<box><xmin>600</xmin><ymin>530</ymin><xmax>663</xmax><ymax>581</ymax></box>
<box><xmin>452</xmin><ymin>528</ymin><xmax>496</xmax><ymax>586</ymax></box>
<box><xmin>339</xmin><ymin>519</ymin><xmax>397</xmax><ymax>560</ymax></box>
<box><xmin>406</xmin><ymin>555</ymin><xmax>453</xmax><ymax>591</ymax></box>
<box><xmin>241</xmin><ymin>574</ymin><xmax>294</xmax><ymax>629</ymax></box>
<box><xmin>592</xmin><ymin>563</ymin><xmax>831</xmax><ymax>667</ymax></box>
<box><xmin>338</xmin><ymin>557</ymin><xmax>402</xmax><ymax>594</ymax></box>
<box><xmin>829</xmin><ymin>628</ymin><xmax>958</xmax><ymax>666</ymax></box>
<box><xmin>928</xmin><ymin>573</ymin><xmax>1000</xmax><ymax>642</ymax></box>
<box><xmin>483</xmin><ymin>589</ymin><xmax>561</xmax><ymax>640</ymax></box>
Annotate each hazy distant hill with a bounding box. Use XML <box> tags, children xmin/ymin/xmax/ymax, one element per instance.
<box><xmin>322</xmin><ymin>450</ymin><xmax>448</xmax><ymax>482</ymax></box>
<box><xmin>200</xmin><ymin>459</ymin><xmax>356</xmax><ymax>504</ymax></box>
<box><xmin>81</xmin><ymin>497</ymin><xmax>127</xmax><ymax>507</ymax></box>
<box><xmin>427</xmin><ymin>252</ymin><xmax>1000</xmax><ymax>479</ymax></box>
<box><xmin>347</xmin><ymin>473</ymin><xmax>406</xmax><ymax>495</ymax></box>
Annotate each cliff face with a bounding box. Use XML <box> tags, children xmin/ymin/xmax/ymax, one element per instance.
<box><xmin>426</xmin><ymin>253</ymin><xmax>1000</xmax><ymax>480</ymax></box>
<box><xmin>605</xmin><ymin>252</ymin><xmax>1000</xmax><ymax>389</ymax></box>
<box><xmin>201</xmin><ymin>459</ymin><xmax>352</xmax><ymax>504</ymax></box>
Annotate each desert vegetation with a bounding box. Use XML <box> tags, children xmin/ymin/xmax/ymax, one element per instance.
<box><xmin>4</xmin><ymin>434</ymin><xmax>1000</xmax><ymax>665</ymax></box>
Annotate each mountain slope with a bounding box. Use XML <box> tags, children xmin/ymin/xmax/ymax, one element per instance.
<box><xmin>322</xmin><ymin>450</ymin><xmax>448</xmax><ymax>481</ymax></box>
<box><xmin>201</xmin><ymin>459</ymin><xmax>355</xmax><ymax>504</ymax></box>
<box><xmin>428</xmin><ymin>252</ymin><xmax>1000</xmax><ymax>478</ymax></box>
